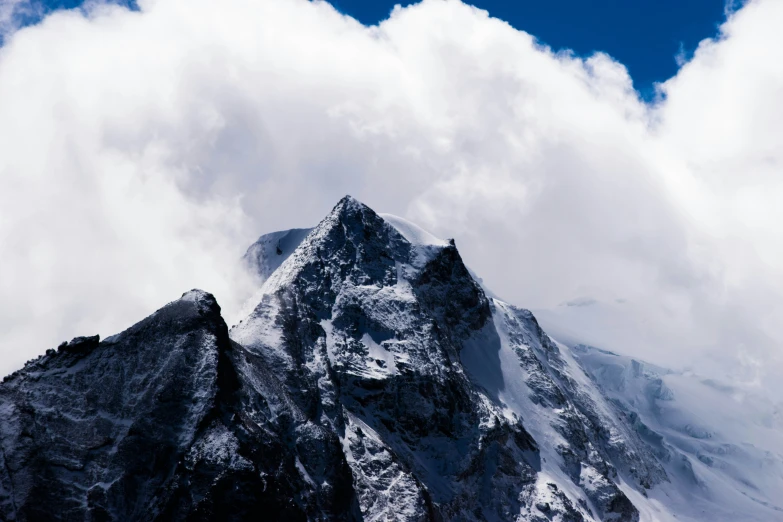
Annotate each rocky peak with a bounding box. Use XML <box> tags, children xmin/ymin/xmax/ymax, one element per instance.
<box><xmin>259</xmin><ymin>195</ymin><xmax>409</xmax><ymax>296</ymax></box>
<box><xmin>247</xmin><ymin>195</ymin><xmax>486</xmax><ymax>331</ymax></box>
<box><xmin>233</xmin><ymin>196</ymin><xmax>490</xmax><ymax>378</ymax></box>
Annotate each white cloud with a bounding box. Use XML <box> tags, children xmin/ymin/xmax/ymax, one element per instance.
<box><xmin>0</xmin><ymin>0</ymin><xmax>35</xmax><ymax>37</ymax></box>
<box><xmin>0</xmin><ymin>0</ymin><xmax>781</xmax><ymax>398</ymax></box>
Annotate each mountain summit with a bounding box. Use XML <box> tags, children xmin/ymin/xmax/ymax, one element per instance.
<box><xmin>1</xmin><ymin>196</ymin><xmax>780</xmax><ymax>521</ymax></box>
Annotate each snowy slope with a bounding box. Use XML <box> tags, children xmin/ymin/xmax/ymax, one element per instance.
<box><xmin>242</xmin><ymin>227</ymin><xmax>314</xmax><ymax>282</ymax></box>
<box><xmin>378</xmin><ymin>213</ymin><xmax>450</xmax><ymax>248</ymax></box>
<box><xmin>534</xmin><ymin>300</ymin><xmax>783</xmax><ymax>520</ymax></box>
<box><xmin>571</xmin><ymin>344</ymin><xmax>783</xmax><ymax>521</ymax></box>
<box><xmin>460</xmin><ymin>300</ymin><xmax>668</xmax><ymax>521</ymax></box>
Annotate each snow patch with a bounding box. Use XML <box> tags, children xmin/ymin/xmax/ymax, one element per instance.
<box><xmin>361</xmin><ymin>333</ymin><xmax>397</xmax><ymax>376</ymax></box>
<box><xmin>379</xmin><ymin>213</ymin><xmax>449</xmax><ymax>248</ymax></box>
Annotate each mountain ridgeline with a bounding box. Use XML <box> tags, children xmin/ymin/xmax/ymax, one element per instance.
<box><xmin>1</xmin><ymin>196</ymin><xmax>778</xmax><ymax>521</ymax></box>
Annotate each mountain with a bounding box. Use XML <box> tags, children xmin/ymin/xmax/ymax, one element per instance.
<box><xmin>0</xmin><ymin>196</ymin><xmax>780</xmax><ymax>521</ymax></box>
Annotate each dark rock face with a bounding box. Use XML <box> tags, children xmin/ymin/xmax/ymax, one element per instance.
<box><xmin>0</xmin><ymin>290</ymin><xmax>226</xmax><ymax>520</ymax></box>
<box><xmin>0</xmin><ymin>291</ymin><xmax>356</xmax><ymax>521</ymax></box>
<box><xmin>0</xmin><ymin>196</ymin><xmax>655</xmax><ymax>521</ymax></box>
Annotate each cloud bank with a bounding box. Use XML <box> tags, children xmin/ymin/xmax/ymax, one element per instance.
<box><xmin>0</xmin><ymin>0</ymin><xmax>781</xmax><ymax>398</ymax></box>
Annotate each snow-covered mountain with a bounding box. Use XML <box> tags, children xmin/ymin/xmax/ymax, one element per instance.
<box><xmin>1</xmin><ymin>196</ymin><xmax>780</xmax><ymax>521</ymax></box>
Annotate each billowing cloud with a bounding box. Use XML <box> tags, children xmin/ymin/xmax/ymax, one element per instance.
<box><xmin>0</xmin><ymin>0</ymin><xmax>781</xmax><ymax>399</ymax></box>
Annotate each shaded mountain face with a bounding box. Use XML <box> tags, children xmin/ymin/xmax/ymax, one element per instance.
<box><xmin>6</xmin><ymin>195</ymin><xmax>769</xmax><ymax>521</ymax></box>
<box><xmin>0</xmin><ymin>290</ymin><xmax>357</xmax><ymax>521</ymax></box>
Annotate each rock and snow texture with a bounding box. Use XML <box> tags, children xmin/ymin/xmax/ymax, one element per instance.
<box><xmin>0</xmin><ymin>195</ymin><xmax>776</xmax><ymax>521</ymax></box>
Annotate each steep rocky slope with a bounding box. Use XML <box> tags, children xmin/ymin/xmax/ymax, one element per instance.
<box><xmin>0</xmin><ymin>291</ymin><xmax>357</xmax><ymax>520</ymax></box>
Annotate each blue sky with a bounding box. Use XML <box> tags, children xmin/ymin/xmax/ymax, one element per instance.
<box><xmin>17</xmin><ymin>1</ymin><xmax>731</xmax><ymax>97</ymax></box>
